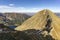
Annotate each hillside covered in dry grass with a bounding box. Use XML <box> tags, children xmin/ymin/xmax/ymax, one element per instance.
<box><xmin>15</xmin><ymin>9</ymin><xmax>60</xmax><ymax>40</ymax></box>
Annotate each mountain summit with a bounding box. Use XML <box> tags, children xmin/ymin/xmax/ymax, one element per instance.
<box><xmin>15</xmin><ymin>9</ymin><xmax>60</xmax><ymax>40</ymax></box>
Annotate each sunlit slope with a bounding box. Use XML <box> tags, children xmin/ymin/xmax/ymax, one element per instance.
<box><xmin>15</xmin><ymin>9</ymin><xmax>60</xmax><ymax>40</ymax></box>
<box><xmin>15</xmin><ymin>10</ymin><xmax>48</xmax><ymax>30</ymax></box>
<box><xmin>48</xmin><ymin>10</ymin><xmax>60</xmax><ymax>40</ymax></box>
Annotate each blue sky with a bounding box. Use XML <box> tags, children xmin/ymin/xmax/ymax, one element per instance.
<box><xmin>0</xmin><ymin>0</ymin><xmax>60</xmax><ymax>12</ymax></box>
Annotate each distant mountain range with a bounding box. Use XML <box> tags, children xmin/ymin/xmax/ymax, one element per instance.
<box><xmin>0</xmin><ymin>13</ymin><xmax>31</xmax><ymax>26</ymax></box>
<box><xmin>0</xmin><ymin>12</ymin><xmax>60</xmax><ymax>26</ymax></box>
<box><xmin>55</xmin><ymin>13</ymin><xmax>60</xmax><ymax>17</ymax></box>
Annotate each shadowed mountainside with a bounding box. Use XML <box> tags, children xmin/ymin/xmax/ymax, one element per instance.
<box><xmin>0</xmin><ymin>29</ymin><xmax>55</xmax><ymax>40</ymax></box>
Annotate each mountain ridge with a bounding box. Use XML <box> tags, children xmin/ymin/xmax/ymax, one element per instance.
<box><xmin>15</xmin><ymin>9</ymin><xmax>60</xmax><ymax>40</ymax></box>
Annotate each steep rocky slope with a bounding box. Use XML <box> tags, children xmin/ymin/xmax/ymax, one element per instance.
<box><xmin>15</xmin><ymin>9</ymin><xmax>60</xmax><ymax>40</ymax></box>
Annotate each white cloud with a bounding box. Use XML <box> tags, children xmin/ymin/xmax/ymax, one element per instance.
<box><xmin>9</xmin><ymin>4</ymin><xmax>14</xmax><ymax>6</ymax></box>
<box><xmin>0</xmin><ymin>5</ymin><xmax>11</xmax><ymax>8</ymax></box>
<box><xmin>0</xmin><ymin>5</ymin><xmax>60</xmax><ymax>13</ymax></box>
<box><xmin>0</xmin><ymin>5</ymin><xmax>41</xmax><ymax>13</ymax></box>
